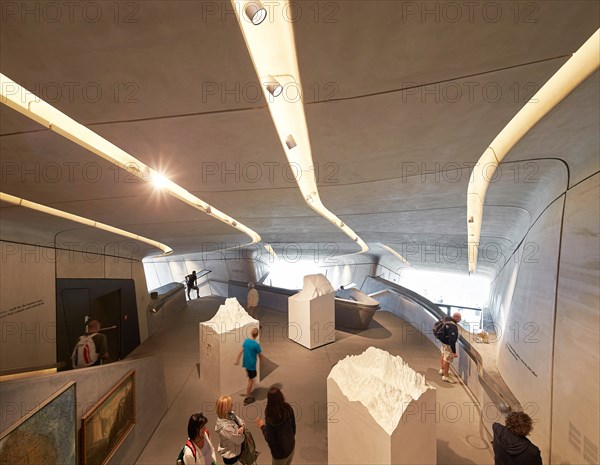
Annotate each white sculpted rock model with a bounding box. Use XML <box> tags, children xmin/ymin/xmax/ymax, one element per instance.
<box><xmin>291</xmin><ymin>273</ymin><xmax>335</xmax><ymax>300</ymax></box>
<box><xmin>328</xmin><ymin>346</ymin><xmax>433</xmax><ymax>435</ymax></box>
<box><xmin>204</xmin><ymin>297</ymin><xmax>257</xmax><ymax>333</ymax></box>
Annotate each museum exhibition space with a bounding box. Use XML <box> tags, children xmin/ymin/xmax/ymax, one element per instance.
<box><xmin>0</xmin><ymin>1</ymin><xmax>599</xmax><ymax>464</ymax></box>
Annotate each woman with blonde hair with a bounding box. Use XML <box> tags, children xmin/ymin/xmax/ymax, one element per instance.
<box><xmin>215</xmin><ymin>395</ymin><xmax>245</xmax><ymax>464</ymax></box>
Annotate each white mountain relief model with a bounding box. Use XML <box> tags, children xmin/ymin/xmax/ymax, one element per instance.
<box><xmin>204</xmin><ymin>297</ymin><xmax>257</xmax><ymax>333</ymax></box>
<box><xmin>328</xmin><ymin>346</ymin><xmax>433</xmax><ymax>435</ymax></box>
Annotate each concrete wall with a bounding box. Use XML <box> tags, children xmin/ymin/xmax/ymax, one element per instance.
<box><xmin>488</xmin><ymin>173</ymin><xmax>600</xmax><ymax>465</ymax></box>
<box><xmin>551</xmin><ymin>175</ymin><xmax>599</xmax><ymax>465</ymax></box>
<box><xmin>0</xmin><ymin>357</ymin><xmax>167</xmax><ymax>465</ymax></box>
<box><xmin>0</xmin><ymin>242</ymin><xmax>151</xmax><ymax>374</ymax></box>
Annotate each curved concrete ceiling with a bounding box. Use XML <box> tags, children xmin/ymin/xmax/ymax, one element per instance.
<box><xmin>1</xmin><ymin>1</ymin><xmax>598</xmax><ymax>277</ymax></box>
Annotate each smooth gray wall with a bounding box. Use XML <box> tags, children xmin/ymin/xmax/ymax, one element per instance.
<box><xmin>0</xmin><ymin>242</ymin><xmax>151</xmax><ymax>373</ymax></box>
<box><xmin>0</xmin><ymin>357</ymin><xmax>167</xmax><ymax>465</ymax></box>
<box><xmin>488</xmin><ymin>174</ymin><xmax>600</xmax><ymax>464</ymax></box>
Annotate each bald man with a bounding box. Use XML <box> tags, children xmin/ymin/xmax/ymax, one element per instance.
<box><xmin>434</xmin><ymin>312</ymin><xmax>462</xmax><ymax>383</ymax></box>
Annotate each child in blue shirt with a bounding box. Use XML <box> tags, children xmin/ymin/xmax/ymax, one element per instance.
<box><xmin>234</xmin><ymin>327</ymin><xmax>264</xmax><ymax>405</ymax></box>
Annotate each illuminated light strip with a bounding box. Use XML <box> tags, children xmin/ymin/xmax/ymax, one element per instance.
<box><xmin>467</xmin><ymin>29</ymin><xmax>600</xmax><ymax>273</ymax></box>
<box><xmin>231</xmin><ymin>0</ymin><xmax>368</xmax><ymax>255</ymax></box>
<box><xmin>0</xmin><ymin>74</ymin><xmax>261</xmax><ymax>247</ymax></box>
<box><xmin>1</xmin><ymin>191</ymin><xmax>173</xmax><ymax>256</ymax></box>
<box><xmin>382</xmin><ymin>244</ymin><xmax>411</xmax><ymax>266</ymax></box>
<box><xmin>264</xmin><ymin>243</ymin><xmax>278</xmax><ymax>260</ymax></box>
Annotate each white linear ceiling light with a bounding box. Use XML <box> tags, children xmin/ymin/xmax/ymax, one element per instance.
<box><xmin>231</xmin><ymin>0</ymin><xmax>368</xmax><ymax>254</ymax></box>
<box><xmin>0</xmin><ymin>192</ymin><xmax>173</xmax><ymax>256</ymax></box>
<box><xmin>0</xmin><ymin>74</ymin><xmax>262</xmax><ymax>249</ymax></box>
<box><xmin>382</xmin><ymin>244</ymin><xmax>410</xmax><ymax>266</ymax></box>
<box><xmin>466</xmin><ymin>29</ymin><xmax>599</xmax><ymax>273</ymax></box>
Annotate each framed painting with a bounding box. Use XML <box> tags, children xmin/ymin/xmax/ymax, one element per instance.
<box><xmin>0</xmin><ymin>381</ymin><xmax>77</xmax><ymax>465</ymax></box>
<box><xmin>81</xmin><ymin>370</ymin><xmax>136</xmax><ymax>465</ymax></box>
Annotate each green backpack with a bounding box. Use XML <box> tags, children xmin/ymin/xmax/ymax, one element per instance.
<box><xmin>176</xmin><ymin>440</ymin><xmax>196</xmax><ymax>464</ymax></box>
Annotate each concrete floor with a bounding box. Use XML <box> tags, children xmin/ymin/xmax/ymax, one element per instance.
<box><xmin>133</xmin><ymin>296</ymin><xmax>494</xmax><ymax>465</ymax></box>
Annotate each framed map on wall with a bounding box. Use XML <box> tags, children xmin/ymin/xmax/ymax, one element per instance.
<box><xmin>0</xmin><ymin>382</ymin><xmax>77</xmax><ymax>465</ymax></box>
<box><xmin>81</xmin><ymin>370</ymin><xmax>136</xmax><ymax>465</ymax></box>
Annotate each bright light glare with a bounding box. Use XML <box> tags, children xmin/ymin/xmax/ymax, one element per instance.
<box><xmin>398</xmin><ymin>269</ymin><xmax>490</xmax><ymax>310</ymax></box>
<box><xmin>152</xmin><ymin>173</ymin><xmax>169</xmax><ymax>189</ymax></box>
<box><xmin>267</xmin><ymin>259</ymin><xmax>321</xmax><ymax>290</ymax></box>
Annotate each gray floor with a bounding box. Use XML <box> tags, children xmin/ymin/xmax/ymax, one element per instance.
<box><xmin>133</xmin><ymin>296</ymin><xmax>494</xmax><ymax>465</ymax></box>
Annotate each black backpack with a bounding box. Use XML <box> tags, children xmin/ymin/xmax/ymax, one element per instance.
<box><xmin>433</xmin><ymin>319</ymin><xmax>446</xmax><ymax>340</ymax></box>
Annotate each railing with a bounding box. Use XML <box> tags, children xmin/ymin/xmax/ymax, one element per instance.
<box><xmin>208</xmin><ymin>276</ymin><xmax>518</xmax><ymax>413</ymax></box>
<box><xmin>147</xmin><ymin>282</ymin><xmax>185</xmax><ymax>313</ymax></box>
<box><xmin>370</xmin><ymin>276</ymin><xmax>519</xmax><ymax>413</ymax></box>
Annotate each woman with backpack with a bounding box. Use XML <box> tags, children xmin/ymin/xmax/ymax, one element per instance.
<box><xmin>178</xmin><ymin>413</ymin><xmax>217</xmax><ymax>465</ymax></box>
<box><xmin>256</xmin><ymin>387</ymin><xmax>296</xmax><ymax>465</ymax></box>
<box><xmin>215</xmin><ymin>396</ymin><xmax>245</xmax><ymax>464</ymax></box>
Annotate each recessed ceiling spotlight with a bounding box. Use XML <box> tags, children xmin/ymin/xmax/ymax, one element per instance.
<box><xmin>263</xmin><ymin>75</ymin><xmax>283</xmax><ymax>97</ymax></box>
<box><xmin>285</xmin><ymin>135</ymin><xmax>297</xmax><ymax>149</ymax></box>
<box><xmin>245</xmin><ymin>1</ymin><xmax>267</xmax><ymax>25</ymax></box>
<box><xmin>306</xmin><ymin>194</ymin><xmax>314</xmax><ymax>204</ymax></box>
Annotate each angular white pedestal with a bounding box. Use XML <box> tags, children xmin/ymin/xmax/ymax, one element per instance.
<box><xmin>328</xmin><ymin>347</ymin><xmax>436</xmax><ymax>465</ymax></box>
<box><xmin>288</xmin><ymin>274</ymin><xmax>335</xmax><ymax>350</ymax></box>
<box><xmin>199</xmin><ymin>298</ymin><xmax>259</xmax><ymax>396</ymax></box>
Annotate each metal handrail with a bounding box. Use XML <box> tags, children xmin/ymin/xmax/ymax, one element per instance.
<box><xmin>147</xmin><ymin>282</ymin><xmax>185</xmax><ymax>313</ymax></box>
<box><xmin>371</xmin><ymin>276</ymin><xmax>519</xmax><ymax>413</ymax></box>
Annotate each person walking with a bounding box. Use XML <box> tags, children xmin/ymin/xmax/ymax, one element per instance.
<box><xmin>180</xmin><ymin>413</ymin><xmax>217</xmax><ymax>465</ymax></box>
<box><xmin>234</xmin><ymin>327</ymin><xmax>264</xmax><ymax>405</ymax></box>
<box><xmin>247</xmin><ymin>282</ymin><xmax>259</xmax><ymax>318</ymax></box>
<box><xmin>215</xmin><ymin>396</ymin><xmax>245</xmax><ymax>465</ymax></box>
<box><xmin>256</xmin><ymin>387</ymin><xmax>296</xmax><ymax>465</ymax></box>
<box><xmin>71</xmin><ymin>320</ymin><xmax>109</xmax><ymax>368</ymax></box>
<box><xmin>186</xmin><ymin>271</ymin><xmax>200</xmax><ymax>300</ymax></box>
<box><xmin>433</xmin><ymin>312</ymin><xmax>462</xmax><ymax>383</ymax></box>
<box><xmin>492</xmin><ymin>411</ymin><xmax>542</xmax><ymax>465</ymax></box>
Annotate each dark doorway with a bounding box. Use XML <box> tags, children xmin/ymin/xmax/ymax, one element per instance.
<box><xmin>93</xmin><ymin>290</ymin><xmax>121</xmax><ymax>364</ymax></box>
<box><xmin>60</xmin><ymin>288</ymin><xmax>91</xmax><ymax>363</ymax></box>
<box><xmin>56</xmin><ymin>279</ymin><xmax>140</xmax><ymax>370</ymax></box>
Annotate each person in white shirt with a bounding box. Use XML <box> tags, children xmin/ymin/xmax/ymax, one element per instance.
<box><xmin>215</xmin><ymin>395</ymin><xmax>245</xmax><ymax>464</ymax></box>
<box><xmin>247</xmin><ymin>282</ymin><xmax>259</xmax><ymax>319</ymax></box>
<box><xmin>183</xmin><ymin>413</ymin><xmax>217</xmax><ymax>465</ymax></box>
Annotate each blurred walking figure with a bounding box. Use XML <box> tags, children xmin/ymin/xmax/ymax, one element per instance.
<box><xmin>256</xmin><ymin>387</ymin><xmax>296</xmax><ymax>465</ymax></box>
<box><xmin>215</xmin><ymin>396</ymin><xmax>245</xmax><ymax>465</ymax></box>
<box><xmin>246</xmin><ymin>282</ymin><xmax>259</xmax><ymax>318</ymax></box>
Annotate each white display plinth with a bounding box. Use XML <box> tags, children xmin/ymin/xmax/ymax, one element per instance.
<box><xmin>200</xmin><ymin>298</ymin><xmax>259</xmax><ymax>396</ymax></box>
<box><xmin>288</xmin><ymin>274</ymin><xmax>335</xmax><ymax>350</ymax></box>
<box><xmin>328</xmin><ymin>347</ymin><xmax>436</xmax><ymax>465</ymax></box>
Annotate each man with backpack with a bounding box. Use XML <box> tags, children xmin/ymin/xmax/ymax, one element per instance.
<box><xmin>71</xmin><ymin>320</ymin><xmax>108</xmax><ymax>368</ymax></box>
<box><xmin>433</xmin><ymin>312</ymin><xmax>462</xmax><ymax>383</ymax></box>
<box><xmin>186</xmin><ymin>270</ymin><xmax>200</xmax><ymax>300</ymax></box>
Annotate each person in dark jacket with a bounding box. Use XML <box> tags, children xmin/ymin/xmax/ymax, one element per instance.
<box><xmin>256</xmin><ymin>387</ymin><xmax>296</xmax><ymax>465</ymax></box>
<box><xmin>493</xmin><ymin>411</ymin><xmax>542</xmax><ymax>465</ymax></box>
<box><xmin>434</xmin><ymin>312</ymin><xmax>461</xmax><ymax>383</ymax></box>
<box><xmin>185</xmin><ymin>271</ymin><xmax>199</xmax><ymax>300</ymax></box>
